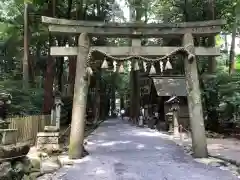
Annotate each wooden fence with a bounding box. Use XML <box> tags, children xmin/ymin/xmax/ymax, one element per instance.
<box><xmin>7</xmin><ymin>115</ymin><xmax>51</xmax><ymax>145</ymax></box>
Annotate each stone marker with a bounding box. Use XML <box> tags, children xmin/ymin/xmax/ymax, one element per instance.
<box><xmin>0</xmin><ymin>129</ymin><xmax>17</xmax><ymax>145</ymax></box>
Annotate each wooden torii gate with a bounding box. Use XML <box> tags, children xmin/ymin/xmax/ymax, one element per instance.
<box><xmin>42</xmin><ymin>16</ymin><xmax>225</xmax><ymax>159</ymax></box>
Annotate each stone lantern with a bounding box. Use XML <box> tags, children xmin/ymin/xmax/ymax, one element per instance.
<box><xmin>51</xmin><ymin>90</ymin><xmax>63</xmax><ymax>131</ymax></box>
<box><xmin>44</xmin><ymin>91</ymin><xmax>63</xmax><ymax>132</ymax></box>
<box><xmin>0</xmin><ymin>93</ymin><xmax>18</xmax><ymax>146</ymax></box>
<box><xmin>38</xmin><ymin>91</ymin><xmax>63</xmax><ymax>151</ymax></box>
<box><xmin>165</xmin><ymin>95</ymin><xmax>180</xmax><ymax>137</ymax></box>
<box><xmin>0</xmin><ymin>93</ymin><xmax>12</xmax><ymax>129</ymax></box>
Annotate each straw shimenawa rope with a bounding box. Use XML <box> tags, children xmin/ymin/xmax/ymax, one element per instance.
<box><xmin>87</xmin><ymin>45</ymin><xmax>194</xmax><ymax>64</ymax></box>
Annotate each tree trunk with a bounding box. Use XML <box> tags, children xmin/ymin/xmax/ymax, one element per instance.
<box><xmin>43</xmin><ymin>55</ymin><xmax>55</xmax><ymax>114</ymax></box>
<box><xmin>132</xmin><ymin>64</ymin><xmax>140</xmax><ymax>124</ymax></box>
<box><xmin>94</xmin><ymin>70</ymin><xmax>101</xmax><ymax>123</ymax></box>
<box><xmin>69</xmin><ymin>33</ymin><xmax>90</xmax><ymax>159</ymax></box>
<box><xmin>42</xmin><ymin>0</ymin><xmax>56</xmax><ymax>114</ymax></box>
<box><xmin>120</xmin><ymin>96</ymin><xmax>124</xmax><ymax>109</ymax></box>
<box><xmin>129</xmin><ymin>70</ymin><xmax>134</xmax><ymax>120</ymax></box>
<box><xmin>223</xmin><ymin>34</ymin><xmax>228</xmax><ymax>66</ymax></box>
<box><xmin>129</xmin><ymin>4</ymin><xmax>141</xmax><ymax>124</ymax></box>
<box><xmin>184</xmin><ymin>0</ymin><xmax>189</xmax><ymax>22</ymax></box>
<box><xmin>110</xmin><ymin>88</ymin><xmax>116</xmax><ymax>117</ymax></box>
<box><xmin>207</xmin><ymin>0</ymin><xmax>216</xmax><ymax>73</ymax></box>
<box><xmin>100</xmin><ymin>77</ymin><xmax>106</xmax><ymax>120</ymax></box>
<box><xmin>69</xmin><ymin>57</ymin><xmax>77</xmax><ymax>95</ymax></box>
<box><xmin>68</xmin><ymin>0</ymin><xmax>83</xmax><ymax>95</ymax></box>
<box><xmin>56</xmin><ymin>37</ymin><xmax>65</xmax><ymax>93</ymax></box>
<box><xmin>229</xmin><ymin>18</ymin><xmax>237</xmax><ymax>74</ymax></box>
<box><xmin>208</xmin><ymin>37</ymin><xmax>216</xmax><ymax>73</ymax></box>
<box><xmin>129</xmin><ymin>5</ymin><xmax>135</xmax><ymax>122</ymax></box>
<box><xmin>183</xmin><ymin>33</ymin><xmax>208</xmax><ymax>158</ymax></box>
<box><xmin>23</xmin><ymin>3</ymin><xmax>29</xmax><ymax>89</ymax></box>
<box><xmin>55</xmin><ymin>0</ymin><xmax>73</xmax><ymax>93</ymax></box>
<box><xmin>110</xmin><ymin>73</ymin><xmax>116</xmax><ymax>117</ymax></box>
<box><xmin>28</xmin><ymin>55</ymin><xmax>35</xmax><ymax>86</ymax></box>
<box><xmin>229</xmin><ymin>2</ymin><xmax>240</xmax><ymax>74</ymax></box>
<box><xmin>106</xmin><ymin>93</ymin><xmax>110</xmax><ymax>117</ymax></box>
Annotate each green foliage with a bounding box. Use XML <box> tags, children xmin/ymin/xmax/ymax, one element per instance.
<box><xmin>235</xmin><ymin>54</ymin><xmax>240</xmax><ymax>70</ymax></box>
<box><xmin>115</xmin><ymin>72</ymin><xmax>130</xmax><ymax>97</ymax></box>
<box><xmin>0</xmin><ymin>0</ymin><xmax>239</xmax><ymax>127</ymax></box>
<box><xmin>215</xmin><ymin>34</ymin><xmax>224</xmax><ymax>47</ymax></box>
<box><xmin>203</xmin><ymin>56</ymin><xmax>240</xmax><ymax>125</ymax></box>
<box><xmin>218</xmin><ymin>72</ymin><xmax>240</xmax><ymax>115</ymax></box>
<box><xmin>0</xmin><ymin>0</ymin><xmax>120</xmax><ymax>115</ymax></box>
<box><xmin>0</xmin><ymin>80</ymin><xmax>44</xmax><ymax>115</ymax></box>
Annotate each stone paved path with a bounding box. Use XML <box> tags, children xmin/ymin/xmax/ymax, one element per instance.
<box><xmin>50</xmin><ymin>118</ymin><xmax>238</xmax><ymax>180</ymax></box>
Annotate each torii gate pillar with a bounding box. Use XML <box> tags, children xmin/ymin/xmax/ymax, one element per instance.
<box><xmin>183</xmin><ymin>33</ymin><xmax>208</xmax><ymax>158</ymax></box>
<box><xmin>69</xmin><ymin>33</ymin><xmax>90</xmax><ymax>159</ymax></box>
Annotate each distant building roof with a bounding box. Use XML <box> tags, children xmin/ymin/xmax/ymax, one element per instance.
<box><xmin>152</xmin><ymin>76</ymin><xmax>187</xmax><ymax>97</ymax></box>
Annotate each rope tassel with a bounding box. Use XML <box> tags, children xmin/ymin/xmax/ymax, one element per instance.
<box><xmin>143</xmin><ymin>61</ymin><xmax>147</xmax><ymax>72</ymax></box>
<box><xmin>160</xmin><ymin>61</ymin><xmax>164</xmax><ymax>72</ymax></box>
<box><xmin>86</xmin><ymin>66</ymin><xmax>93</xmax><ymax>76</ymax></box>
<box><xmin>188</xmin><ymin>54</ymin><xmax>195</xmax><ymax>61</ymax></box>
<box><xmin>113</xmin><ymin>61</ymin><xmax>117</xmax><ymax>72</ymax></box>
<box><xmin>127</xmin><ymin>60</ymin><xmax>131</xmax><ymax>72</ymax></box>
<box><xmin>149</xmin><ymin>64</ymin><xmax>156</xmax><ymax>74</ymax></box>
<box><xmin>165</xmin><ymin>58</ymin><xmax>173</xmax><ymax>70</ymax></box>
<box><xmin>101</xmin><ymin>58</ymin><xmax>108</xmax><ymax>69</ymax></box>
<box><xmin>88</xmin><ymin>75</ymin><xmax>91</xmax><ymax>86</ymax></box>
<box><xmin>118</xmin><ymin>63</ymin><xmax>125</xmax><ymax>73</ymax></box>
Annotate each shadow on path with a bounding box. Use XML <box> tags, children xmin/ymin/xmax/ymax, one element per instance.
<box><xmin>49</xmin><ymin>118</ymin><xmax>238</xmax><ymax>180</ymax></box>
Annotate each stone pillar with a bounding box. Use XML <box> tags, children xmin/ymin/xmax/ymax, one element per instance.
<box><xmin>49</xmin><ymin>91</ymin><xmax>62</xmax><ymax>130</ymax></box>
<box><xmin>166</xmin><ymin>112</ymin><xmax>173</xmax><ymax>132</ymax></box>
<box><xmin>54</xmin><ymin>95</ymin><xmax>63</xmax><ymax>130</ymax></box>
<box><xmin>173</xmin><ymin>109</ymin><xmax>179</xmax><ymax>137</ymax></box>
<box><xmin>69</xmin><ymin>33</ymin><xmax>90</xmax><ymax>159</ymax></box>
<box><xmin>50</xmin><ymin>109</ymin><xmax>55</xmax><ymax>125</ymax></box>
<box><xmin>183</xmin><ymin>33</ymin><xmax>208</xmax><ymax>158</ymax></box>
<box><xmin>166</xmin><ymin>99</ymin><xmax>180</xmax><ymax>137</ymax></box>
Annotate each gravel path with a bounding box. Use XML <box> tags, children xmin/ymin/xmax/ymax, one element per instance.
<box><xmin>49</xmin><ymin>118</ymin><xmax>238</xmax><ymax>180</ymax></box>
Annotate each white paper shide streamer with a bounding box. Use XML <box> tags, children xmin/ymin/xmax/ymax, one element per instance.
<box><xmin>165</xmin><ymin>58</ymin><xmax>173</xmax><ymax>70</ymax></box>
<box><xmin>127</xmin><ymin>60</ymin><xmax>131</xmax><ymax>72</ymax></box>
<box><xmin>159</xmin><ymin>61</ymin><xmax>163</xmax><ymax>72</ymax></box>
<box><xmin>113</xmin><ymin>61</ymin><xmax>117</xmax><ymax>72</ymax></box>
<box><xmin>143</xmin><ymin>61</ymin><xmax>147</xmax><ymax>72</ymax></box>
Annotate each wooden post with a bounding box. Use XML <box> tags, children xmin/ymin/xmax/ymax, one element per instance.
<box><xmin>183</xmin><ymin>33</ymin><xmax>208</xmax><ymax>158</ymax></box>
<box><xmin>69</xmin><ymin>33</ymin><xmax>90</xmax><ymax>159</ymax></box>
